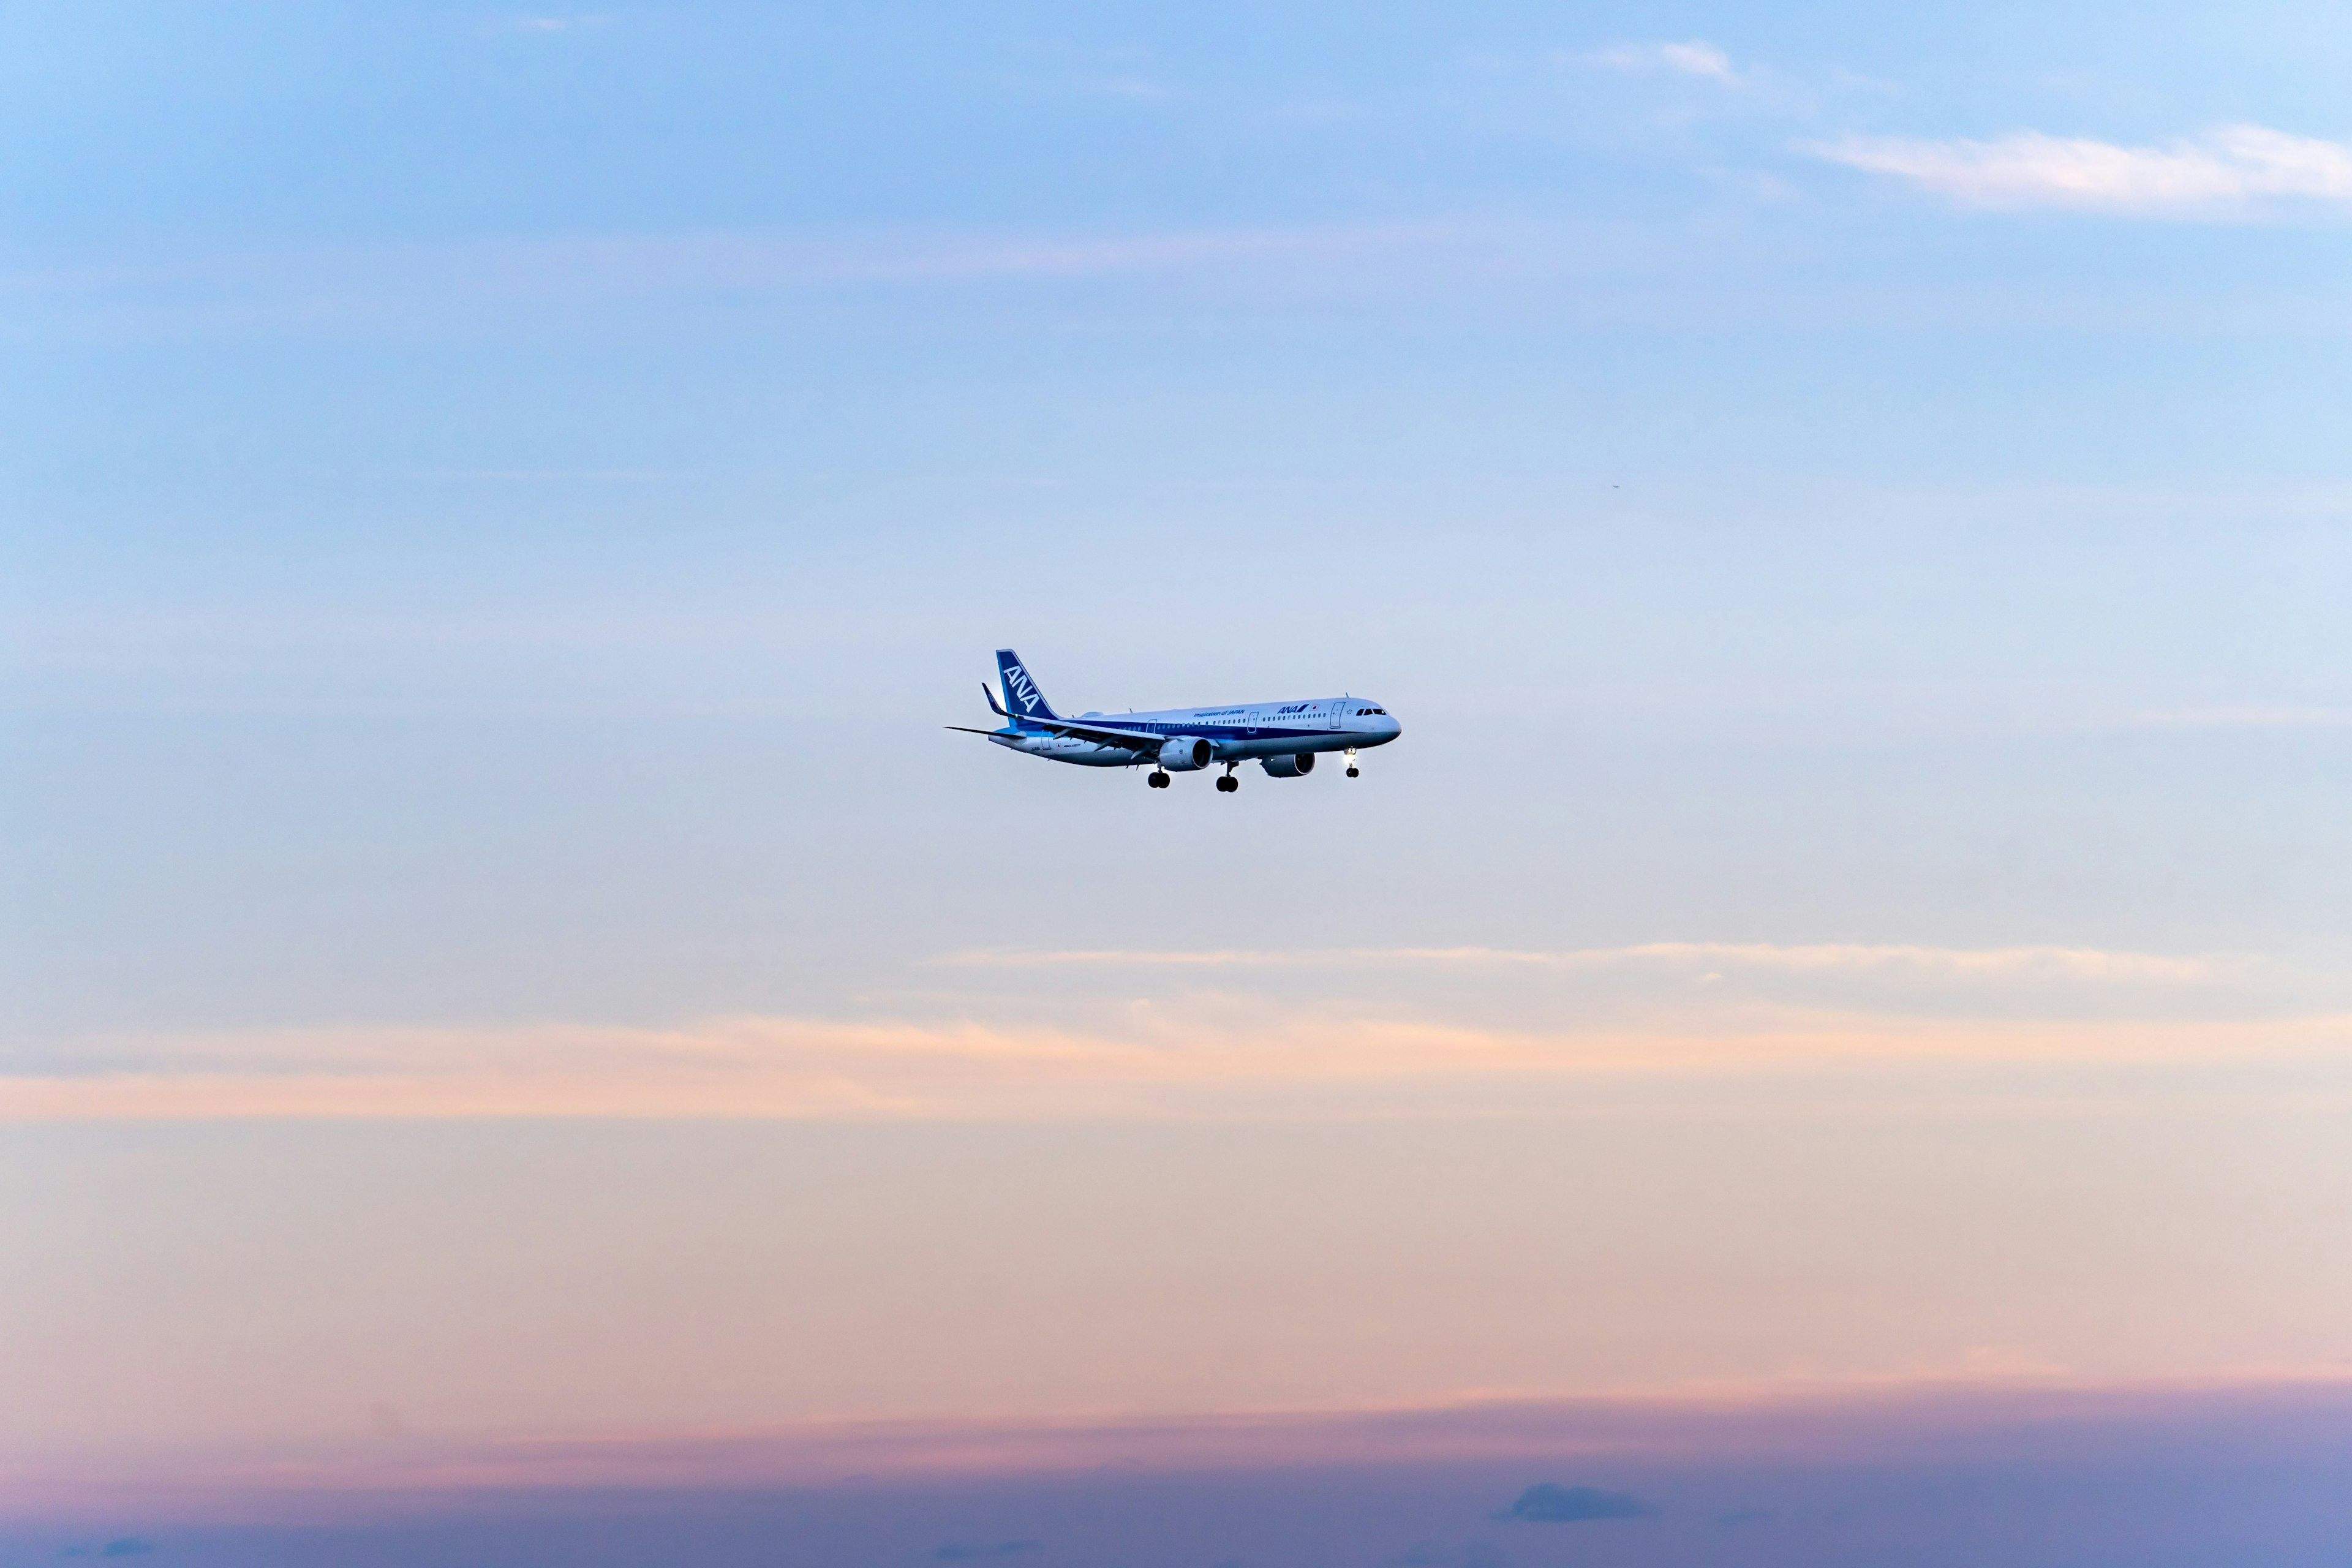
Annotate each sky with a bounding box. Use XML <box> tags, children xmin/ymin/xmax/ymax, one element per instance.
<box><xmin>6</xmin><ymin>1</ymin><xmax>2352</xmax><ymax>1561</ymax></box>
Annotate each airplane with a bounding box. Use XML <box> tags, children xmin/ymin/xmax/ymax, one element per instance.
<box><xmin>950</xmin><ymin>648</ymin><xmax>1403</xmax><ymax>792</ymax></box>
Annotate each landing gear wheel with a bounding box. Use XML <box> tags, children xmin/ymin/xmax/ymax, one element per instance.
<box><xmin>1347</xmin><ymin>766</ymin><xmax>1360</xmax><ymax>777</ymax></box>
<box><xmin>1344</xmin><ymin>747</ymin><xmax>1360</xmax><ymax>778</ymax></box>
<box><xmin>1148</xmin><ymin>771</ymin><xmax>1169</xmax><ymax>788</ymax></box>
<box><xmin>1216</xmin><ymin>774</ymin><xmax>1238</xmax><ymax>793</ymax></box>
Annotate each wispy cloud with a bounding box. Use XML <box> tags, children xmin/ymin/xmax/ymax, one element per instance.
<box><xmin>58</xmin><ymin>1545</ymin><xmax>156</xmax><ymax>1561</ymax></box>
<box><xmin>1585</xmin><ymin>40</ymin><xmax>1741</xmax><ymax>84</ymax></box>
<box><xmin>2120</xmin><ymin>706</ymin><xmax>2352</xmax><ymax>730</ymax></box>
<box><xmin>22</xmin><ymin>1376</ymin><xmax>2352</xmax><ymax>1504</ymax></box>
<box><xmin>8</xmin><ymin>994</ymin><xmax>2344</xmax><ymax>1121</ymax></box>
<box><xmin>1</xmin><ymin>221</ymin><xmax>1570</xmax><ymax>342</ymax></box>
<box><xmin>1807</xmin><ymin>125</ymin><xmax>2352</xmax><ymax>216</ymax></box>
<box><xmin>1496</xmin><ymin>1482</ymin><xmax>1656</xmax><ymax>1523</ymax></box>
<box><xmin>944</xmin><ymin>941</ymin><xmax>2234</xmax><ymax>984</ymax></box>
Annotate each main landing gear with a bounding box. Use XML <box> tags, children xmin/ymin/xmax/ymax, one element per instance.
<box><xmin>1216</xmin><ymin>766</ymin><xmax>1240</xmax><ymax>794</ymax></box>
<box><xmin>1147</xmin><ymin>770</ymin><xmax>1170</xmax><ymax>789</ymax></box>
<box><xmin>1345</xmin><ymin>747</ymin><xmax>1360</xmax><ymax>778</ymax></box>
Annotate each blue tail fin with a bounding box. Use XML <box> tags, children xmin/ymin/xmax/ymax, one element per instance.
<box><xmin>995</xmin><ymin>648</ymin><xmax>1060</xmax><ymax>723</ymax></box>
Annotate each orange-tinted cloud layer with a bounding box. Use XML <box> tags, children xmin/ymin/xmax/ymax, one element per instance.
<box><xmin>9</xmin><ymin>1003</ymin><xmax>2351</xmax><ymax>1119</ymax></box>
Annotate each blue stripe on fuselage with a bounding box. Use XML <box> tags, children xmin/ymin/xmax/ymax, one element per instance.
<box><xmin>1038</xmin><ymin>723</ymin><xmax>1340</xmax><ymax>744</ymax></box>
<box><xmin>1123</xmin><ymin>725</ymin><xmax>1333</xmax><ymax>740</ymax></box>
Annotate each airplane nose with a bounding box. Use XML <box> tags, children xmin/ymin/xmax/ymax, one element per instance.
<box><xmin>1382</xmin><ymin>714</ymin><xmax>1403</xmax><ymax>740</ymax></box>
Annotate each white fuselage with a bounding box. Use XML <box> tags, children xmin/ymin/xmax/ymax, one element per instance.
<box><xmin>992</xmin><ymin>696</ymin><xmax>1403</xmax><ymax>767</ymax></box>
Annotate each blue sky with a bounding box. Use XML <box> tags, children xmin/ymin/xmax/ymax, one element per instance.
<box><xmin>10</xmin><ymin>0</ymin><xmax>2352</xmax><ymax>1038</ymax></box>
<box><xmin>6</xmin><ymin>3</ymin><xmax>2352</xmax><ymax>1559</ymax></box>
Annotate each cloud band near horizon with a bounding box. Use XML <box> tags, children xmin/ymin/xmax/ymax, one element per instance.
<box><xmin>11</xmin><ymin>1373</ymin><xmax>2352</xmax><ymax>1517</ymax></box>
<box><xmin>9</xmin><ymin>1002</ymin><xmax>2350</xmax><ymax>1120</ymax></box>
<box><xmin>939</xmin><ymin>940</ymin><xmax>2239</xmax><ymax>981</ymax></box>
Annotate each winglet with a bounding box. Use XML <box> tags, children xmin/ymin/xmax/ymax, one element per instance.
<box><xmin>982</xmin><ymin>680</ymin><xmax>1009</xmax><ymax>718</ymax></box>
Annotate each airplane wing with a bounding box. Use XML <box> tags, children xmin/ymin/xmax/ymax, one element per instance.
<box><xmin>955</xmin><ymin>680</ymin><xmax>1183</xmax><ymax>754</ymax></box>
<box><xmin>946</xmin><ymin>718</ymin><xmax>1164</xmax><ymax>752</ymax></box>
<box><xmin>1016</xmin><ymin>716</ymin><xmax>1169</xmax><ymax>752</ymax></box>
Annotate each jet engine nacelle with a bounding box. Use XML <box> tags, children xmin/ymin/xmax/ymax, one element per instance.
<box><xmin>1158</xmin><ymin>736</ymin><xmax>1213</xmax><ymax>772</ymax></box>
<box><xmin>1259</xmin><ymin>752</ymin><xmax>1316</xmax><ymax>778</ymax></box>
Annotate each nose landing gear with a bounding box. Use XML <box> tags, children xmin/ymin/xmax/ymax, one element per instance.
<box><xmin>1345</xmin><ymin>747</ymin><xmax>1360</xmax><ymax>778</ymax></box>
